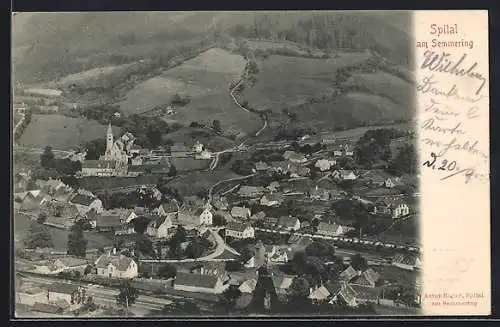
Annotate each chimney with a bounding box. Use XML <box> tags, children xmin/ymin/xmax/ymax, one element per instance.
<box><xmin>107</xmin><ymin>250</ymin><xmax>111</xmax><ymax>257</ymax></box>
<box><xmin>112</xmin><ymin>247</ymin><xmax>117</xmax><ymax>255</ymax></box>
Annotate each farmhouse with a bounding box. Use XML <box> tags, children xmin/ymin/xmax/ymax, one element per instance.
<box><xmin>53</xmin><ymin>257</ymin><xmax>88</xmax><ymax>273</ymax></box>
<box><xmin>173</xmin><ymin>272</ymin><xmax>229</xmax><ymax>294</ymax></box>
<box><xmin>308</xmin><ymin>285</ymin><xmax>331</xmax><ymax>303</ymax></box>
<box><xmin>225</xmin><ymin>222</ymin><xmax>255</xmax><ymax>239</ymax></box>
<box><xmin>95</xmin><ymin>210</ymin><xmax>123</xmax><ymax>232</ymax></box>
<box><xmin>283</xmin><ymin>151</ymin><xmax>306</xmax><ymax>164</ymax></box>
<box><xmin>315</xmin><ymin>159</ymin><xmax>336</xmax><ymax>172</ymax></box>
<box><xmin>254</xmin><ymin>161</ymin><xmax>269</xmax><ymax>172</ymax></box>
<box><xmin>277</xmin><ymin>216</ymin><xmax>301</xmax><ymax>231</ymax></box>
<box><xmin>331</xmin><ymin>169</ymin><xmax>357</xmax><ymax>181</ymax></box>
<box><xmin>350</xmin><ymin>268</ymin><xmax>380</xmax><ymax>288</ymax></box>
<box><xmin>372</xmin><ymin>198</ymin><xmax>410</xmax><ymax>219</ymax></box>
<box><xmin>316</xmin><ymin>222</ymin><xmax>346</xmax><ymax>237</ymax></box>
<box><xmin>260</xmin><ymin>193</ymin><xmax>285</xmax><ymax>207</ymax></box>
<box><xmin>95</xmin><ymin>253</ymin><xmax>138</xmax><ymax>278</ymax></box>
<box><xmin>69</xmin><ymin>194</ymin><xmax>103</xmax><ymax>215</ymax></box>
<box><xmin>328</xmin><ymin>281</ymin><xmax>359</xmax><ymax>308</ymax></box>
<box><xmin>339</xmin><ymin>266</ymin><xmax>359</xmax><ymax>282</ymax></box>
<box><xmin>152</xmin><ymin>201</ymin><xmax>179</xmax><ymax>216</ymax></box>
<box><xmin>114</xmin><ymin>221</ymin><xmax>136</xmax><ymax>236</ymax></box>
<box><xmin>231</xmin><ymin>206</ymin><xmax>252</xmax><ymax>219</ymax></box>
<box><xmin>80</xmin><ymin>160</ymin><xmax>119</xmax><ymax>177</ymax></box>
<box><xmin>47</xmin><ymin>283</ymin><xmax>87</xmax><ymax>309</ymax></box>
<box><xmin>309</xmin><ymin>185</ymin><xmax>330</xmax><ymax>201</ymax></box>
<box><xmin>16</xmin><ymin>287</ymin><xmax>47</xmax><ymax>306</ymax></box>
<box><xmin>146</xmin><ymin>214</ymin><xmax>174</xmax><ymax>238</ymax></box>
<box><xmin>237</xmin><ymin>186</ymin><xmax>265</xmax><ymax>198</ymax></box>
<box><xmin>392</xmin><ymin>253</ymin><xmax>422</xmax><ymax>271</ymax></box>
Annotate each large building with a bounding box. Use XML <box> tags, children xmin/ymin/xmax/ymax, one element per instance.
<box><xmin>81</xmin><ymin>124</ymin><xmax>133</xmax><ymax>177</ymax></box>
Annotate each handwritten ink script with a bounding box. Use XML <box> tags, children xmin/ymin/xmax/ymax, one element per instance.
<box><xmin>418</xmin><ymin>50</ymin><xmax>489</xmax><ymax>184</ymax></box>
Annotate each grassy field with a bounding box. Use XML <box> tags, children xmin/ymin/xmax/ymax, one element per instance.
<box><xmin>14</xmin><ymin>213</ymin><xmax>113</xmax><ymax>251</ymax></box>
<box><xmin>18</xmin><ymin>114</ymin><xmax>121</xmax><ymax>150</ymax></box>
<box><xmin>168</xmin><ymin>170</ymin><xmax>240</xmax><ymax>197</ymax></box>
<box><xmin>162</xmin><ymin>127</ymin><xmax>235</xmax><ymax>152</ymax></box>
<box><xmin>78</xmin><ymin>175</ymin><xmax>161</xmax><ymax>192</ymax></box>
<box><xmin>377</xmin><ymin>215</ymin><xmax>419</xmax><ymax>245</ymax></box>
<box><xmin>58</xmin><ymin>62</ymin><xmax>137</xmax><ymax>89</ymax></box>
<box><xmin>349</xmin><ymin>72</ymin><xmax>414</xmax><ymax>107</ymax></box>
<box><xmin>120</xmin><ymin>48</ymin><xmax>261</xmax><ymax>135</ymax></box>
<box><xmin>240</xmin><ymin>52</ymin><xmax>371</xmax><ymax>109</ymax></box>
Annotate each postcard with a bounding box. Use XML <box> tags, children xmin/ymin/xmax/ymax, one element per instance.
<box><xmin>11</xmin><ymin>10</ymin><xmax>490</xmax><ymax>318</ymax></box>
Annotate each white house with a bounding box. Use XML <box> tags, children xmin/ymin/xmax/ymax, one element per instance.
<box><xmin>260</xmin><ymin>193</ymin><xmax>284</xmax><ymax>207</ymax></box>
<box><xmin>372</xmin><ymin>198</ymin><xmax>410</xmax><ymax>219</ymax></box>
<box><xmin>146</xmin><ymin>214</ymin><xmax>174</xmax><ymax>238</ymax></box>
<box><xmin>191</xmin><ymin>140</ymin><xmax>204</xmax><ymax>153</ymax></box>
<box><xmin>315</xmin><ymin>159</ymin><xmax>336</xmax><ymax>172</ymax></box>
<box><xmin>225</xmin><ymin>222</ymin><xmax>255</xmax><ymax>239</ymax></box>
<box><xmin>316</xmin><ymin>222</ymin><xmax>346</xmax><ymax>237</ymax></box>
<box><xmin>384</xmin><ymin>177</ymin><xmax>402</xmax><ymax>189</ymax></box>
<box><xmin>174</xmin><ymin>272</ymin><xmax>229</xmax><ymax>294</ymax></box>
<box><xmin>95</xmin><ymin>253</ymin><xmax>138</xmax><ymax>279</ymax></box>
<box><xmin>195</xmin><ymin>150</ymin><xmax>212</xmax><ymax>160</ymax></box>
<box><xmin>199</xmin><ymin>206</ymin><xmax>213</xmax><ymax>226</ymax></box>
<box><xmin>331</xmin><ymin>170</ymin><xmax>357</xmax><ymax>181</ymax></box>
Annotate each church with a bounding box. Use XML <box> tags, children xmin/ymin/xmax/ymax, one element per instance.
<box><xmin>80</xmin><ymin>124</ymin><xmax>134</xmax><ymax>177</ymax></box>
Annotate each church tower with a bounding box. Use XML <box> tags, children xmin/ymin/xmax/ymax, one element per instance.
<box><xmin>105</xmin><ymin>123</ymin><xmax>113</xmax><ymax>156</ymax></box>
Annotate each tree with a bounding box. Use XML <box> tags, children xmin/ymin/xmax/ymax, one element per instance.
<box><xmin>82</xmin><ymin>138</ymin><xmax>106</xmax><ymax>160</ymax></box>
<box><xmin>84</xmin><ymin>265</ymin><xmax>93</xmax><ymax>275</ymax></box>
<box><xmin>67</xmin><ymin>224</ymin><xmax>88</xmax><ymax>257</ymax></box>
<box><xmin>389</xmin><ymin>144</ymin><xmax>417</xmax><ymax>176</ymax></box>
<box><xmin>212</xmin><ymin>214</ymin><xmax>226</xmax><ymax>227</ymax></box>
<box><xmin>132</xmin><ymin>216</ymin><xmax>149</xmax><ymax>234</ymax></box>
<box><xmin>135</xmin><ymin>235</ymin><xmax>155</xmax><ymax>257</ymax></box>
<box><xmin>24</xmin><ymin>222</ymin><xmax>53</xmax><ymax>249</ymax></box>
<box><xmin>305</xmin><ymin>240</ymin><xmax>336</xmax><ymax>261</ymax></box>
<box><xmin>158</xmin><ymin>263</ymin><xmax>177</xmax><ymax>279</ymax></box>
<box><xmin>116</xmin><ymin>281</ymin><xmax>139</xmax><ymax>311</ymax></box>
<box><xmin>212</xmin><ymin>119</ymin><xmax>222</xmax><ymax>133</ymax></box>
<box><xmin>218</xmin><ymin>286</ymin><xmax>242</xmax><ymax>308</ymax></box>
<box><xmin>185</xmin><ymin>237</ymin><xmax>204</xmax><ymax>259</ymax></box>
<box><xmin>37</xmin><ymin>212</ymin><xmax>48</xmax><ymax>224</ymax></box>
<box><xmin>167</xmin><ymin>164</ymin><xmax>177</xmax><ymax>177</ymax></box>
<box><xmin>40</xmin><ymin>146</ymin><xmax>55</xmax><ymax>168</ymax></box>
<box><xmin>351</xmin><ymin>253</ymin><xmax>368</xmax><ymax>271</ymax></box>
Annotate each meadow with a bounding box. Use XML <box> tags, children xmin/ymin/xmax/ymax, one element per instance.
<box><xmin>239</xmin><ymin>52</ymin><xmax>372</xmax><ymax>110</ymax></box>
<box><xmin>18</xmin><ymin>114</ymin><xmax>121</xmax><ymax>150</ymax></box>
<box><xmin>120</xmin><ymin>48</ymin><xmax>261</xmax><ymax>135</ymax></box>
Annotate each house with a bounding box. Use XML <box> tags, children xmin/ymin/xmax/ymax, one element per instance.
<box><xmin>81</xmin><ymin>160</ymin><xmax>118</xmax><ymax>177</ymax></box>
<box><xmin>195</xmin><ymin>150</ymin><xmax>212</xmax><ymax>160</ymax></box>
<box><xmin>283</xmin><ymin>151</ymin><xmax>306</xmax><ymax>164</ymax></box>
<box><xmin>239</xmin><ymin>278</ymin><xmax>258</xmax><ymax>293</ymax></box>
<box><xmin>189</xmin><ymin>262</ymin><xmax>228</xmax><ymax>281</ymax></box>
<box><xmin>152</xmin><ymin>201</ymin><xmax>179</xmax><ymax>216</ymax></box>
<box><xmin>277</xmin><ymin>216</ymin><xmax>301</xmax><ymax>231</ymax></box>
<box><xmin>16</xmin><ymin>287</ymin><xmax>47</xmax><ymax>306</ymax></box>
<box><xmin>119</xmin><ymin>209</ymin><xmax>138</xmax><ymax>224</ymax></box>
<box><xmin>225</xmin><ymin>222</ymin><xmax>255</xmax><ymax>239</ymax></box>
<box><xmin>114</xmin><ymin>221</ymin><xmax>136</xmax><ymax>236</ymax></box>
<box><xmin>255</xmin><ymin>161</ymin><xmax>269</xmax><ymax>172</ymax></box>
<box><xmin>267</xmin><ymin>181</ymin><xmax>280</xmax><ymax>192</ymax></box>
<box><xmin>191</xmin><ymin>140</ymin><xmax>204</xmax><ymax>153</ymax></box>
<box><xmin>95</xmin><ymin>211</ymin><xmax>123</xmax><ymax>232</ymax></box>
<box><xmin>309</xmin><ymin>185</ymin><xmax>330</xmax><ymax>201</ymax></box>
<box><xmin>392</xmin><ymin>253</ymin><xmax>422</xmax><ymax>271</ymax></box>
<box><xmin>331</xmin><ymin>169</ymin><xmax>357</xmax><ymax>181</ymax></box>
<box><xmin>237</xmin><ymin>186</ymin><xmax>265</xmax><ymax>198</ymax></box>
<box><xmin>321</xmin><ymin>135</ymin><xmax>336</xmax><ymax>145</ymax></box>
<box><xmin>35</xmin><ymin>179</ymin><xmax>72</xmax><ymax>197</ymax></box>
<box><xmin>328</xmin><ymin>281</ymin><xmax>358</xmax><ymax>307</ymax></box>
<box><xmin>53</xmin><ymin>257</ymin><xmax>88</xmax><ymax>273</ymax></box>
<box><xmin>173</xmin><ymin>272</ymin><xmax>229</xmax><ymax>294</ymax></box>
<box><xmin>47</xmin><ymin>283</ymin><xmax>87</xmax><ymax>309</ymax></box>
<box><xmin>289</xmin><ymin>165</ymin><xmax>310</xmax><ymax>178</ymax></box>
<box><xmin>385</xmin><ymin>177</ymin><xmax>402</xmax><ymax>189</ymax></box>
<box><xmin>350</xmin><ymin>268</ymin><xmax>380</xmax><ymax>288</ymax></box>
<box><xmin>212</xmin><ymin>196</ymin><xmax>229</xmax><ymax>211</ymax></box>
<box><xmin>372</xmin><ymin>198</ymin><xmax>410</xmax><ymax>219</ymax></box>
<box><xmin>95</xmin><ymin>253</ymin><xmax>138</xmax><ymax>278</ymax></box>
<box><xmin>260</xmin><ymin>193</ymin><xmax>285</xmax><ymax>207</ymax></box>
<box><xmin>41</xmin><ymin>200</ymin><xmax>80</xmax><ymax>222</ymax></box>
<box><xmin>271</xmin><ymin>275</ymin><xmax>294</xmax><ymax>295</ymax></box>
<box><xmin>308</xmin><ymin>285</ymin><xmax>331</xmax><ymax>302</ymax></box>
<box><xmin>333</xmin><ymin>150</ymin><xmax>343</xmax><ymax>157</ymax></box>
<box><xmin>130</xmin><ymin>157</ymin><xmax>143</xmax><ymax>166</ymax></box>
<box><xmin>146</xmin><ymin>214</ymin><xmax>174</xmax><ymax>238</ymax></box>
<box><xmin>231</xmin><ymin>206</ymin><xmax>252</xmax><ymax>220</ymax></box>
<box><xmin>270</xmin><ymin>161</ymin><xmax>292</xmax><ymax>174</ymax></box>
<box><xmin>315</xmin><ymin>159</ymin><xmax>336</xmax><ymax>172</ymax></box>
<box><xmin>69</xmin><ymin>194</ymin><xmax>103</xmax><ymax>215</ymax></box>
<box><xmin>339</xmin><ymin>266</ymin><xmax>360</xmax><ymax>282</ymax></box>
<box><xmin>250</xmin><ymin>211</ymin><xmax>266</xmax><ymax>221</ymax></box>
<box><xmin>316</xmin><ymin>222</ymin><xmax>346</xmax><ymax>237</ymax></box>
<box><xmin>268</xmin><ymin>248</ymin><xmax>290</xmax><ymax>264</ymax></box>
<box><xmin>198</xmin><ymin>203</ymin><xmax>213</xmax><ymax>226</ymax></box>
<box><xmin>19</xmin><ymin>191</ymin><xmax>47</xmax><ymax>212</ymax></box>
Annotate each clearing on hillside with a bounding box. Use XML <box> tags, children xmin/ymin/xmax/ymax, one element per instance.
<box><xmin>239</xmin><ymin>52</ymin><xmax>372</xmax><ymax>109</ymax></box>
<box><xmin>120</xmin><ymin>48</ymin><xmax>261</xmax><ymax>135</ymax></box>
<box><xmin>18</xmin><ymin>114</ymin><xmax>121</xmax><ymax>150</ymax></box>
<box><xmin>57</xmin><ymin>63</ymin><xmax>137</xmax><ymax>89</ymax></box>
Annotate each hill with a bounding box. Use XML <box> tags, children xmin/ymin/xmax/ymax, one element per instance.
<box><xmin>13</xmin><ymin>11</ymin><xmax>412</xmax><ymax>85</ymax></box>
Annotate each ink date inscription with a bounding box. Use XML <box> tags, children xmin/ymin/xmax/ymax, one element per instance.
<box><xmin>422</xmin><ymin>152</ymin><xmax>487</xmax><ymax>183</ymax></box>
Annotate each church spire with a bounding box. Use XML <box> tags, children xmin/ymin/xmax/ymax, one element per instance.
<box><xmin>105</xmin><ymin>123</ymin><xmax>113</xmax><ymax>155</ymax></box>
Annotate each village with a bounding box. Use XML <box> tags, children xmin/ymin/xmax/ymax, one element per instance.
<box><xmin>14</xmin><ymin>114</ymin><xmax>422</xmax><ymax>316</ymax></box>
